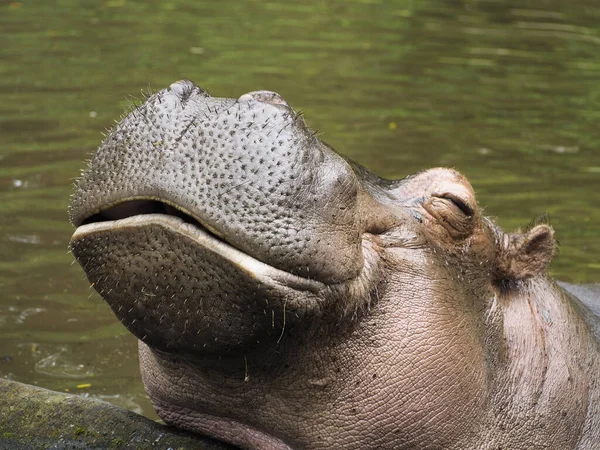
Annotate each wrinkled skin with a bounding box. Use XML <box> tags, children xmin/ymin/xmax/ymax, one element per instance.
<box><xmin>70</xmin><ymin>80</ymin><xmax>600</xmax><ymax>449</ymax></box>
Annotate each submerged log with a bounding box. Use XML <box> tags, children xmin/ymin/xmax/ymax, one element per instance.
<box><xmin>0</xmin><ymin>378</ymin><xmax>235</xmax><ymax>449</ymax></box>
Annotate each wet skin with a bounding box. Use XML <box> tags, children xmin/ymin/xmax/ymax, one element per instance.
<box><xmin>70</xmin><ymin>80</ymin><xmax>600</xmax><ymax>449</ymax></box>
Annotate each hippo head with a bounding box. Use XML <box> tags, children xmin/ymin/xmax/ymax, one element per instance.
<box><xmin>70</xmin><ymin>80</ymin><xmax>570</xmax><ymax>449</ymax></box>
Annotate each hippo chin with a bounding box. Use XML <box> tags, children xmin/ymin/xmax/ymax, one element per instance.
<box><xmin>69</xmin><ymin>80</ymin><xmax>600</xmax><ymax>450</ymax></box>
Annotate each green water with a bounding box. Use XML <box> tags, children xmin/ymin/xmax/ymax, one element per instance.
<box><xmin>0</xmin><ymin>0</ymin><xmax>598</xmax><ymax>418</ymax></box>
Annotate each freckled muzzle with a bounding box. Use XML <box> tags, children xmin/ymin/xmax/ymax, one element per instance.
<box><xmin>69</xmin><ymin>80</ymin><xmax>370</xmax><ymax>354</ymax></box>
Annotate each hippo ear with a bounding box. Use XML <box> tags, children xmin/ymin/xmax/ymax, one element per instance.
<box><xmin>496</xmin><ymin>224</ymin><xmax>556</xmax><ymax>281</ymax></box>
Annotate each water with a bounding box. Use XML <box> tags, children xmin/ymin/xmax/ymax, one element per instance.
<box><xmin>1</xmin><ymin>0</ymin><xmax>598</xmax><ymax>419</ymax></box>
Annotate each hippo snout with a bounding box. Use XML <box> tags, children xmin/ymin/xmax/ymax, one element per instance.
<box><xmin>69</xmin><ymin>80</ymin><xmax>388</xmax><ymax>356</ymax></box>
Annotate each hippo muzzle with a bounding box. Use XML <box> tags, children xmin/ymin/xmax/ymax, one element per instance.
<box><xmin>69</xmin><ymin>80</ymin><xmax>392</xmax><ymax>356</ymax></box>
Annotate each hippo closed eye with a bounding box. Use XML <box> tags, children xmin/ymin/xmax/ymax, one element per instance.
<box><xmin>69</xmin><ymin>80</ymin><xmax>600</xmax><ymax>450</ymax></box>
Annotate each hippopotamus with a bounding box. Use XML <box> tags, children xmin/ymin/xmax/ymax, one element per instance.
<box><xmin>69</xmin><ymin>80</ymin><xmax>600</xmax><ymax>450</ymax></box>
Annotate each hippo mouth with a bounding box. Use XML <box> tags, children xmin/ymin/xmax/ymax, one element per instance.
<box><xmin>78</xmin><ymin>199</ymin><xmax>226</xmax><ymax>247</ymax></box>
<box><xmin>73</xmin><ymin>198</ymin><xmax>325</xmax><ymax>293</ymax></box>
<box><xmin>80</xmin><ymin>199</ymin><xmax>198</xmax><ymax>227</ymax></box>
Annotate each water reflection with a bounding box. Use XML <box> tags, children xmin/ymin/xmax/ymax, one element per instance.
<box><xmin>35</xmin><ymin>348</ymin><xmax>95</xmax><ymax>378</ymax></box>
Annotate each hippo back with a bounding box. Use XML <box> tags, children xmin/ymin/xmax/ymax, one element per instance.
<box><xmin>559</xmin><ymin>282</ymin><xmax>600</xmax><ymax>316</ymax></box>
<box><xmin>559</xmin><ymin>282</ymin><xmax>600</xmax><ymax>342</ymax></box>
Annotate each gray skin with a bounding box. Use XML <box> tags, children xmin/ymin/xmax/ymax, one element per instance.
<box><xmin>69</xmin><ymin>80</ymin><xmax>600</xmax><ymax>450</ymax></box>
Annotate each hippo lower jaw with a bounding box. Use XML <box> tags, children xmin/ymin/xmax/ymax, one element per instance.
<box><xmin>70</xmin><ymin>199</ymin><xmax>383</xmax><ymax>357</ymax></box>
<box><xmin>71</xmin><ymin>204</ymin><xmax>382</xmax><ymax>449</ymax></box>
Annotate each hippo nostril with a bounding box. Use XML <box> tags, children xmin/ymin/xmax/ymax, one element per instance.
<box><xmin>237</xmin><ymin>90</ymin><xmax>289</xmax><ymax>107</ymax></box>
<box><xmin>237</xmin><ymin>93</ymin><xmax>255</xmax><ymax>103</ymax></box>
<box><xmin>168</xmin><ymin>80</ymin><xmax>205</xmax><ymax>101</ymax></box>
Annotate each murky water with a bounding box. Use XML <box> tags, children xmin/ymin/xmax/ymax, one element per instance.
<box><xmin>1</xmin><ymin>0</ymin><xmax>598</xmax><ymax>419</ymax></box>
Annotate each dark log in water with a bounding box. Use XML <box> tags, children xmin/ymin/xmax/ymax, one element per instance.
<box><xmin>0</xmin><ymin>378</ymin><xmax>235</xmax><ymax>450</ymax></box>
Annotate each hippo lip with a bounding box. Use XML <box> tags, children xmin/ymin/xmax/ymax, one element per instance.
<box><xmin>77</xmin><ymin>198</ymin><xmax>226</xmax><ymax>240</ymax></box>
<box><xmin>72</xmin><ymin>199</ymin><xmax>325</xmax><ymax>292</ymax></box>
